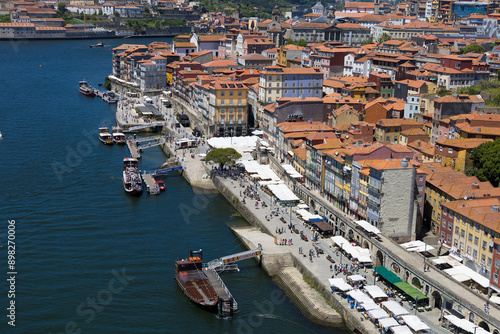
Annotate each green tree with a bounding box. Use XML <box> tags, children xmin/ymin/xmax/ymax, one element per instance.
<box><xmin>103</xmin><ymin>76</ymin><xmax>112</xmax><ymax>91</ymax></box>
<box><xmin>377</xmin><ymin>33</ymin><xmax>391</xmax><ymax>44</ymax></box>
<box><xmin>459</xmin><ymin>44</ymin><xmax>485</xmax><ymax>55</ymax></box>
<box><xmin>361</xmin><ymin>36</ymin><xmax>374</xmax><ymax>45</ymax></box>
<box><xmin>114</xmin><ymin>11</ymin><xmax>120</xmax><ymax>17</ymax></box>
<box><xmin>205</xmin><ymin>148</ymin><xmax>242</xmax><ymax>169</ymax></box>
<box><xmin>470</xmin><ymin>139</ymin><xmax>500</xmax><ymax>186</ymax></box>
<box><xmin>437</xmin><ymin>88</ymin><xmax>452</xmax><ymax>97</ymax></box>
<box><xmin>98</xmin><ymin>9</ymin><xmax>103</xmax><ymax>16</ymax></box>
<box><xmin>0</xmin><ymin>14</ymin><xmax>11</xmax><ymax>23</ymax></box>
<box><xmin>285</xmin><ymin>38</ymin><xmax>296</xmax><ymax>45</ymax></box>
<box><xmin>297</xmin><ymin>38</ymin><xmax>307</xmax><ymax>47</ymax></box>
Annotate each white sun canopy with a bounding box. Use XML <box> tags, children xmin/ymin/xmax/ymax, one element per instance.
<box><xmin>267</xmin><ymin>184</ymin><xmax>300</xmax><ymax>202</ymax></box>
<box><xmin>296</xmin><ymin>209</ymin><xmax>323</xmax><ymax>221</ymax></box>
<box><xmin>239</xmin><ymin>160</ymin><xmax>281</xmax><ymax>181</ymax></box>
<box><xmin>400</xmin><ymin>240</ymin><xmax>426</xmax><ymax>249</ymax></box>
<box><xmin>390</xmin><ymin>325</ymin><xmax>413</xmax><ymax>334</ymax></box>
<box><xmin>379</xmin><ymin>317</ymin><xmax>400</xmax><ymax>329</ymax></box>
<box><xmin>367</xmin><ymin>308</ymin><xmax>390</xmax><ymax>320</ymax></box>
<box><xmin>347</xmin><ymin>290</ymin><xmax>372</xmax><ymax>304</ymax></box>
<box><xmin>282</xmin><ymin>164</ymin><xmax>303</xmax><ymax>178</ymax></box>
<box><xmin>328</xmin><ymin>278</ymin><xmax>353</xmax><ymax>292</ymax></box>
<box><xmin>364</xmin><ymin>285</ymin><xmax>388</xmax><ymax>299</ymax></box>
<box><xmin>406</xmin><ymin>245</ymin><xmax>435</xmax><ymax>252</ymax></box>
<box><xmin>331</xmin><ymin>236</ymin><xmax>372</xmax><ymax>263</ymax></box>
<box><xmin>443</xmin><ymin>265</ymin><xmax>489</xmax><ymax>288</ymax></box>
<box><xmin>360</xmin><ymin>301</ymin><xmax>380</xmax><ymax>310</ymax></box>
<box><xmin>401</xmin><ymin>315</ymin><xmax>430</xmax><ymax>332</ymax></box>
<box><xmin>354</xmin><ymin>220</ymin><xmax>381</xmax><ymax>234</ymax></box>
<box><xmin>382</xmin><ymin>300</ymin><xmax>410</xmax><ymax>317</ymax></box>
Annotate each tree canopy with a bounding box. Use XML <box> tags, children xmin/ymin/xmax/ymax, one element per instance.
<box><xmin>377</xmin><ymin>33</ymin><xmax>391</xmax><ymax>44</ymax></box>
<box><xmin>459</xmin><ymin>44</ymin><xmax>485</xmax><ymax>55</ymax></box>
<box><xmin>205</xmin><ymin>148</ymin><xmax>242</xmax><ymax>169</ymax></box>
<box><xmin>470</xmin><ymin>139</ymin><xmax>500</xmax><ymax>187</ymax></box>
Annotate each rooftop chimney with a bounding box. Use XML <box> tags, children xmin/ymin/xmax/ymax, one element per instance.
<box><xmin>492</xmin><ymin>205</ymin><xmax>499</xmax><ymax>213</ymax></box>
<box><xmin>472</xmin><ymin>183</ymin><xmax>479</xmax><ymax>189</ymax></box>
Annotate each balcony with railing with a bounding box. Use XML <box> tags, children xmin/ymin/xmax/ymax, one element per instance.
<box><xmin>368</xmin><ymin>184</ymin><xmax>381</xmax><ymax>194</ymax></box>
<box><xmin>366</xmin><ymin>197</ymin><xmax>380</xmax><ymax>207</ymax></box>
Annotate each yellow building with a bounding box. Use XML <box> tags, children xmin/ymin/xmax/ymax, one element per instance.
<box><xmin>374</xmin><ymin>118</ymin><xmax>422</xmax><ymax>143</ymax></box>
<box><xmin>208</xmin><ymin>81</ymin><xmax>248</xmax><ymax>136</ymax></box>
<box><xmin>421</xmin><ymin>163</ymin><xmax>499</xmax><ymax>235</ymax></box>
<box><xmin>434</xmin><ymin>138</ymin><xmax>492</xmax><ymax>171</ymax></box>
<box><xmin>441</xmin><ymin>198</ymin><xmax>500</xmax><ymax>271</ymax></box>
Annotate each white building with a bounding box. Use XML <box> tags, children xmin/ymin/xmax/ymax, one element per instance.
<box><xmin>137</xmin><ymin>55</ymin><xmax>166</xmax><ymax>91</ymax></box>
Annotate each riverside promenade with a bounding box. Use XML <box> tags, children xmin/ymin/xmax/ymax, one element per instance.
<box><xmin>114</xmin><ymin>95</ymin><xmax>498</xmax><ymax>332</ymax></box>
<box><xmin>213</xmin><ymin>173</ymin><xmax>459</xmax><ymax>334</ymax></box>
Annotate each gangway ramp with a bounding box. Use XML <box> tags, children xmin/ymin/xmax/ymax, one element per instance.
<box><xmin>202</xmin><ymin>268</ymin><xmax>237</xmax><ymax>318</ymax></box>
<box><xmin>206</xmin><ymin>246</ymin><xmax>262</xmax><ymax>272</ymax></box>
<box><xmin>127</xmin><ymin>122</ymin><xmax>164</xmax><ymax>131</ymax></box>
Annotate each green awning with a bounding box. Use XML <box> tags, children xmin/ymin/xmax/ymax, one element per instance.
<box><xmin>393</xmin><ymin>282</ymin><xmax>428</xmax><ymax>301</ymax></box>
<box><xmin>374</xmin><ymin>266</ymin><xmax>403</xmax><ymax>284</ymax></box>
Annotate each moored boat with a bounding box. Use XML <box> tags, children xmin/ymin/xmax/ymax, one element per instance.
<box><xmin>175</xmin><ymin>250</ymin><xmax>218</xmax><ymax>312</ymax></box>
<box><xmin>112</xmin><ymin>126</ymin><xmax>126</xmax><ymax>144</ymax></box>
<box><xmin>79</xmin><ymin>81</ymin><xmax>95</xmax><ymax>96</ymax></box>
<box><xmin>98</xmin><ymin>126</ymin><xmax>113</xmax><ymax>145</ymax></box>
<box><xmin>123</xmin><ymin>158</ymin><xmax>142</xmax><ymax>196</ymax></box>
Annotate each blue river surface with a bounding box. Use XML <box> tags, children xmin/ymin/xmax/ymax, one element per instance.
<box><xmin>0</xmin><ymin>38</ymin><xmax>345</xmax><ymax>334</ymax></box>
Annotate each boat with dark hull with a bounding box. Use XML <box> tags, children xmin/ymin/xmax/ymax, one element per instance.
<box><xmin>79</xmin><ymin>80</ymin><xmax>95</xmax><ymax>96</ymax></box>
<box><xmin>123</xmin><ymin>158</ymin><xmax>142</xmax><ymax>196</ymax></box>
<box><xmin>175</xmin><ymin>250</ymin><xmax>218</xmax><ymax>312</ymax></box>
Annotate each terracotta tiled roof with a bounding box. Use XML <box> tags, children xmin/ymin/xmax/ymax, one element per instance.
<box><xmin>435</xmin><ymin>138</ymin><xmax>492</xmax><ymax>149</ymax></box>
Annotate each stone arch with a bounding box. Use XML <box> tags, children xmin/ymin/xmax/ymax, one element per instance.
<box><xmin>362</xmin><ymin>240</ymin><xmax>370</xmax><ymax>249</ymax></box>
<box><xmin>340</xmin><ymin>222</ymin><xmax>345</xmax><ymax>237</ymax></box>
<box><xmin>375</xmin><ymin>250</ymin><xmax>384</xmax><ymax>267</ymax></box>
<box><xmin>310</xmin><ymin>199</ymin><xmax>315</xmax><ymax>210</ymax></box>
<box><xmin>478</xmin><ymin>321</ymin><xmax>490</xmax><ymax>332</ymax></box>
<box><xmin>348</xmin><ymin>229</ymin><xmax>354</xmax><ymax>241</ymax></box>
<box><xmin>492</xmin><ymin>329</ymin><xmax>498</xmax><ymax>334</ymax></box>
<box><xmin>431</xmin><ymin>291</ymin><xmax>442</xmax><ymax>309</ymax></box>
<box><xmin>412</xmin><ymin>277</ymin><xmax>422</xmax><ymax>289</ymax></box>
<box><xmin>469</xmin><ymin>312</ymin><xmax>474</xmax><ymax>323</ymax></box>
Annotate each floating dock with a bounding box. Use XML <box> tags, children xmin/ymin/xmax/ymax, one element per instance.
<box><xmin>142</xmin><ymin>173</ymin><xmax>160</xmax><ymax>194</ymax></box>
<box><xmin>126</xmin><ymin>139</ymin><xmax>141</xmax><ymax>159</ymax></box>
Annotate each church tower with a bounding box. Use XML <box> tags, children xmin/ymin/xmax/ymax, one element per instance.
<box><xmin>327</xmin><ymin>4</ymin><xmax>336</xmax><ymax>26</ymax></box>
<box><xmin>272</xmin><ymin>5</ymin><xmax>280</xmax><ymax>23</ymax></box>
<box><xmin>374</xmin><ymin>0</ymin><xmax>380</xmax><ymax>15</ymax></box>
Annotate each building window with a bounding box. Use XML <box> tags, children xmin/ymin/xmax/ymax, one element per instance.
<box><xmin>448</xmin><ymin>222</ymin><xmax>452</xmax><ymax>231</ymax></box>
<box><xmin>474</xmin><ymin>236</ymin><xmax>479</xmax><ymax>245</ymax></box>
<box><xmin>455</xmin><ymin>226</ymin><xmax>459</xmax><ymax>234</ymax></box>
<box><xmin>468</xmin><ymin>233</ymin><xmax>473</xmax><ymax>242</ymax></box>
<box><xmin>473</xmin><ymin>249</ymin><xmax>478</xmax><ymax>259</ymax></box>
<box><xmin>448</xmin><ymin>148</ymin><xmax>453</xmax><ymax>154</ymax></box>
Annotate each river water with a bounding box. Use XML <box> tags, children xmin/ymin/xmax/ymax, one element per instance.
<box><xmin>0</xmin><ymin>38</ymin><xmax>344</xmax><ymax>333</ymax></box>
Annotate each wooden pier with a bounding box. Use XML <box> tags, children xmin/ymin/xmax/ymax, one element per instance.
<box><xmin>142</xmin><ymin>173</ymin><xmax>160</xmax><ymax>194</ymax></box>
<box><xmin>126</xmin><ymin>139</ymin><xmax>141</xmax><ymax>159</ymax></box>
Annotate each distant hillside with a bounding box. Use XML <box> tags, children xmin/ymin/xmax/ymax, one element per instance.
<box><xmin>199</xmin><ymin>0</ymin><xmax>326</xmax><ymax>19</ymax></box>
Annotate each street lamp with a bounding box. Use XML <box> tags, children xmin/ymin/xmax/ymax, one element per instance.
<box><xmin>340</xmin><ymin>243</ymin><xmax>344</xmax><ymax>267</ymax></box>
